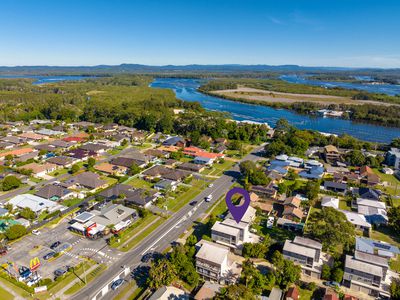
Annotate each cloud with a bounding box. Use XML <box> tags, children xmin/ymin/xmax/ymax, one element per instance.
<box><xmin>290</xmin><ymin>10</ymin><xmax>324</xmax><ymax>31</ymax></box>
<box><xmin>268</xmin><ymin>16</ymin><xmax>285</xmax><ymax>25</ymax></box>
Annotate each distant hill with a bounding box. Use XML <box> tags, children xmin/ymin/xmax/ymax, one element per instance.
<box><xmin>0</xmin><ymin>63</ymin><xmax>399</xmax><ymax>76</ymax></box>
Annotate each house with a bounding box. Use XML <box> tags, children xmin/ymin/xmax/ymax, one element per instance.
<box><xmin>352</xmin><ymin>187</ymin><xmax>381</xmax><ymax>201</ymax></box>
<box><xmin>36</xmin><ymin>129</ymin><xmax>65</xmax><ymax>136</ymax></box>
<box><xmin>285</xmin><ymin>286</ymin><xmax>299</xmax><ymax>300</ymax></box>
<box><xmin>94</xmin><ymin>162</ymin><xmax>128</xmax><ymax>176</ymax></box>
<box><xmin>18</xmin><ymin>162</ymin><xmax>57</xmax><ymax>178</ymax></box>
<box><xmin>34</xmin><ymin>144</ymin><xmax>57</xmax><ymax>152</ymax></box>
<box><xmin>80</xmin><ymin>143</ymin><xmax>109</xmax><ymax>154</ymax></box>
<box><xmin>0</xmin><ymin>148</ymin><xmax>35</xmax><ymax>160</ymax></box>
<box><xmin>323</xmin><ymin>181</ymin><xmax>347</xmax><ymax>194</ymax></box>
<box><xmin>194</xmin><ymin>282</ymin><xmax>222</xmax><ymax>300</ymax></box>
<box><xmin>63</xmin><ymin>172</ymin><xmax>108</xmax><ymax>192</ymax></box>
<box><xmin>148</xmin><ymin>286</ymin><xmax>189</xmax><ymax>300</ymax></box>
<box><xmin>195</xmin><ymin>240</ymin><xmax>231</xmax><ymax>283</ymax></box>
<box><xmin>340</xmin><ymin>210</ymin><xmax>371</xmax><ymax>232</ymax></box>
<box><xmin>193</xmin><ymin>156</ymin><xmax>215</xmax><ymax>165</ymax></box>
<box><xmin>299</xmin><ymin>165</ymin><xmax>324</xmax><ymax>179</ymax></box>
<box><xmin>359</xmin><ymin>166</ymin><xmax>380</xmax><ymax>186</ymax></box>
<box><xmin>177</xmin><ymin>162</ymin><xmax>205</xmax><ymax>173</ymax></box>
<box><xmin>284</xmin><ymin>196</ymin><xmax>302</xmax><ymax>208</ymax></box>
<box><xmin>283</xmin><ymin>207</ymin><xmax>304</xmax><ymax>221</ymax></box>
<box><xmin>66</xmin><ymin>148</ymin><xmax>97</xmax><ymax>161</ymax></box>
<box><xmin>268</xmin><ymin>287</ymin><xmax>283</xmax><ymax>300</ymax></box>
<box><xmin>323</xmin><ymin>291</ymin><xmax>339</xmax><ymax>300</ymax></box>
<box><xmin>0</xmin><ymin>142</ymin><xmax>14</xmax><ymax>150</ymax></box>
<box><xmin>91</xmin><ymin>204</ymin><xmax>137</xmax><ymax>233</ymax></box>
<box><xmin>124</xmin><ymin>189</ymin><xmax>157</xmax><ymax>208</ymax></box>
<box><xmin>19</xmin><ymin>132</ymin><xmax>47</xmax><ymax>142</ymax></box>
<box><xmin>154</xmin><ymin>179</ymin><xmax>177</xmax><ymax>192</ymax></box>
<box><xmin>321</xmin><ymin>196</ymin><xmax>339</xmax><ymax>209</ymax></box>
<box><xmin>276</xmin><ymin>217</ymin><xmax>304</xmax><ymax>232</ymax></box>
<box><xmin>385</xmin><ymin>148</ymin><xmax>400</xmax><ymax>169</ymax></box>
<box><xmin>323</xmin><ymin>145</ymin><xmax>341</xmax><ymax>162</ymax></box>
<box><xmin>356</xmin><ymin>198</ymin><xmax>387</xmax><ymax>226</ymax></box>
<box><xmin>49</xmin><ymin>140</ymin><xmax>74</xmax><ymax>150</ymax></box>
<box><xmin>355</xmin><ymin>237</ymin><xmax>400</xmax><ymax>258</ymax></box>
<box><xmin>342</xmin><ymin>254</ymin><xmax>391</xmax><ymax>298</ymax></box>
<box><xmin>163</xmin><ymin>136</ymin><xmax>185</xmax><ymax>147</ymax></box>
<box><xmin>250</xmin><ymin>183</ymin><xmax>277</xmax><ymax>199</ymax></box>
<box><xmin>63</xmin><ymin>136</ymin><xmax>85</xmax><ymax>143</ymax></box>
<box><xmin>14</xmin><ymin>150</ymin><xmax>40</xmax><ymax>163</ymax></box>
<box><xmin>8</xmin><ymin>194</ymin><xmax>64</xmax><ymax>215</ymax></box>
<box><xmin>110</xmin><ymin>156</ymin><xmax>143</xmax><ymax>168</ymax></box>
<box><xmin>144</xmin><ymin>149</ymin><xmax>169</xmax><ymax>158</ymax></box>
<box><xmin>283</xmin><ymin>236</ymin><xmax>325</xmax><ymax>278</ymax></box>
<box><xmin>0</xmin><ymin>136</ymin><xmax>27</xmax><ymax>146</ymax></box>
<box><xmin>47</xmin><ymin>156</ymin><xmax>76</xmax><ymax>168</ymax></box>
<box><xmin>35</xmin><ymin>184</ymin><xmax>74</xmax><ymax>201</ymax></box>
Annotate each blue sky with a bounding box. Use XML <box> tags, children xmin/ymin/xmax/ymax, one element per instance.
<box><xmin>1</xmin><ymin>0</ymin><xmax>399</xmax><ymax>67</ymax></box>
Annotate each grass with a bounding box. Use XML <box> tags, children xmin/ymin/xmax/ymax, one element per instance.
<box><xmin>0</xmin><ymin>277</ymin><xmax>31</xmax><ymax>299</ymax></box>
<box><xmin>101</xmin><ymin>176</ymin><xmax>118</xmax><ymax>186</ymax></box>
<box><xmin>163</xmin><ymin>180</ymin><xmax>204</xmax><ymax>212</ymax></box>
<box><xmin>390</xmin><ymin>256</ymin><xmax>400</xmax><ymax>272</ymax></box>
<box><xmin>372</xmin><ymin>168</ymin><xmax>400</xmax><ymax>197</ymax></box>
<box><xmin>113</xmin><ymin>281</ymin><xmax>137</xmax><ymax>300</ymax></box>
<box><xmin>369</xmin><ymin>226</ymin><xmax>400</xmax><ymax>248</ymax></box>
<box><xmin>121</xmin><ymin>218</ymin><xmax>165</xmax><ymax>251</ymax></box>
<box><xmin>48</xmin><ymin>168</ymin><xmax>69</xmax><ymax>177</ymax></box>
<box><xmin>62</xmin><ymin>197</ymin><xmax>84</xmax><ymax>207</ymax></box>
<box><xmin>339</xmin><ymin>199</ymin><xmax>352</xmax><ymax>211</ymax></box>
<box><xmin>64</xmin><ymin>264</ymin><xmax>107</xmax><ymax>295</ymax></box>
<box><xmin>133</xmin><ymin>143</ymin><xmax>152</xmax><ymax>150</ymax></box>
<box><xmin>0</xmin><ymin>286</ymin><xmax>13</xmax><ymax>300</ymax></box>
<box><xmin>126</xmin><ymin>177</ymin><xmax>153</xmax><ymax>190</ymax></box>
<box><xmin>299</xmin><ymin>287</ymin><xmax>313</xmax><ymax>300</ymax></box>
<box><xmin>110</xmin><ymin>214</ymin><xmax>158</xmax><ymax>248</ymax></box>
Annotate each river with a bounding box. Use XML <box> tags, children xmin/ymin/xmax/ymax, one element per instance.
<box><xmin>0</xmin><ymin>75</ymin><xmax>93</xmax><ymax>84</ymax></box>
<box><xmin>150</xmin><ymin>78</ymin><xmax>400</xmax><ymax>144</ymax></box>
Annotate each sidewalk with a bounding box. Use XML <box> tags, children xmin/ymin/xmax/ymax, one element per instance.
<box><xmin>0</xmin><ymin>279</ymin><xmax>25</xmax><ymax>300</ymax></box>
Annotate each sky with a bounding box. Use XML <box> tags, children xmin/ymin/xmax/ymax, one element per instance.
<box><xmin>1</xmin><ymin>0</ymin><xmax>400</xmax><ymax>68</ymax></box>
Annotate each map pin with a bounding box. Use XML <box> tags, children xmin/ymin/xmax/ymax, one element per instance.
<box><xmin>226</xmin><ymin>187</ymin><xmax>250</xmax><ymax>223</ymax></box>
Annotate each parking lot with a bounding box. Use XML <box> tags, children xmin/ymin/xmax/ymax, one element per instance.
<box><xmin>3</xmin><ymin>217</ymin><xmax>122</xmax><ymax>280</ymax></box>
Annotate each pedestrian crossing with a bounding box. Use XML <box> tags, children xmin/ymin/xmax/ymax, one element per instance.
<box><xmin>79</xmin><ymin>248</ymin><xmax>116</xmax><ymax>261</ymax></box>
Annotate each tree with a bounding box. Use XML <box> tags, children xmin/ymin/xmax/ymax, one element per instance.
<box><xmin>388</xmin><ymin>206</ymin><xmax>400</xmax><ymax>232</ymax></box>
<box><xmin>275</xmin><ymin>259</ymin><xmax>301</xmax><ymax>290</ymax></box>
<box><xmin>239</xmin><ymin>160</ymin><xmax>269</xmax><ymax>186</ymax></box>
<box><xmin>391</xmin><ymin>278</ymin><xmax>400</xmax><ymax>300</ymax></box>
<box><xmin>169</xmin><ymin>245</ymin><xmax>199</xmax><ymax>286</ymax></box>
<box><xmin>307</xmin><ymin>207</ymin><xmax>355</xmax><ymax>251</ymax></box>
<box><xmin>240</xmin><ymin>260</ymin><xmax>266</xmax><ymax>295</ymax></box>
<box><xmin>19</xmin><ymin>207</ymin><xmax>36</xmax><ymax>220</ymax></box>
<box><xmin>216</xmin><ymin>284</ymin><xmax>256</xmax><ymax>300</ymax></box>
<box><xmin>321</xmin><ymin>264</ymin><xmax>331</xmax><ymax>280</ymax></box>
<box><xmin>345</xmin><ymin>150</ymin><xmax>366</xmax><ymax>166</ymax></box>
<box><xmin>147</xmin><ymin>259</ymin><xmax>176</xmax><ymax>290</ymax></box>
<box><xmin>5</xmin><ymin>224</ymin><xmax>27</xmax><ymax>240</ymax></box>
<box><xmin>2</xmin><ymin>175</ymin><xmax>21</xmax><ymax>191</ymax></box>
<box><xmin>271</xmin><ymin>250</ymin><xmax>284</xmax><ymax>270</ymax></box>
<box><xmin>129</xmin><ymin>163</ymin><xmax>141</xmax><ymax>175</ymax></box>
<box><xmin>331</xmin><ymin>268</ymin><xmax>344</xmax><ymax>283</ymax></box>
<box><xmin>304</xmin><ymin>180</ymin><xmax>320</xmax><ymax>201</ymax></box>
<box><xmin>242</xmin><ymin>236</ymin><xmax>270</xmax><ymax>258</ymax></box>
<box><xmin>70</xmin><ymin>164</ymin><xmax>80</xmax><ymax>174</ymax></box>
<box><xmin>87</xmin><ymin>157</ymin><xmax>96</xmax><ymax>169</ymax></box>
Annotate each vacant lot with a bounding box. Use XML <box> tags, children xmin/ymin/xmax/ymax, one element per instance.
<box><xmin>211</xmin><ymin>86</ymin><xmax>396</xmax><ymax>106</ymax></box>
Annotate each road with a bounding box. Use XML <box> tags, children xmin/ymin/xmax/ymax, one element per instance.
<box><xmin>71</xmin><ymin>145</ymin><xmax>264</xmax><ymax>300</ymax></box>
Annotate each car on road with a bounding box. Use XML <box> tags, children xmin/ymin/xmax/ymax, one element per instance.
<box><xmin>43</xmin><ymin>252</ymin><xmax>56</xmax><ymax>260</ymax></box>
<box><xmin>189</xmin><ymin>201</ymin><xmax>197</xmax><ymax>206</ymax></box>
<box><xmin>205</xmin><ymin>194</ymin><xmax>213</xmax><ymax>202</ymax></box>
<box><xmin>208</xmin><ymin>183</ymin><xmax>214</xmax><ymax>188</ymax></box>
<box><xmin>111</xmin><ymin>278</ymin><xmax>124</xmax><ymax>290</ymax></box>
<box><xmin>32</xmin><ymin>229</ymin><xmax>40</xmax><ymax>235</ymax></box>
<box><xmin>50</xmin><ymin>241</ymin><xmax>61</xmax><ymax>250</ymax></box>
<box><xmin>323</xmin><ymin>281</ymin><xmax>340</xmax><ymax>288</ymax></box>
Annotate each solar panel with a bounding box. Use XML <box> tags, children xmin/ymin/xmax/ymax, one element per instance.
<box><xmin>373</xmin><ymin>242</ymin><xmax>391</xmax><ymax>250</ymax></box>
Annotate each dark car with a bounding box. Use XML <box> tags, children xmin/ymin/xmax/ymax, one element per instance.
<box><xmin>111</xmin><ymin>278</ymin><xmax>124</xmax><ymax>290</ymax></box>
<box><xmin>50</xmin><ymin>241</ymin><xmax>61</xmax><ymax>250</ymax></box>
<box><xmin>189</xmin><ymin>201</ymin><xmax>197</xmax><ymax>206</ymax></box>
<box><xmin>54</xmin><ymin>268</ymin><xmax>67</xmax><ymax>277</ymax></box>
<box><xmin>43</xmin><ymin>252</ymin><xmax>56</xmax><ymax>260</ymax></box>
<box><xmin>323</xmin><ymin>281</ymin><xmax>340</xmax><ymax>288</ymax></box>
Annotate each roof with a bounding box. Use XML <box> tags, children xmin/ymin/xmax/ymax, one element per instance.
<box><xmin>194</xmin><ymin>282</ymin><xmax>221</xmax><ymax>300</ymax></box>
<box><xmin>92</xmin><ymin>204</ymin><xmax>136</xmax><ymax>226</ymax></box>
<box><xmin>324</xmin><ymin>145</ymin><xmax>339</xmax><ymax>153</ymax></box>
<box><xmin>98</xmin><ymin>184</ymin><xmax>132</xmax><ymax>199</ymax></box>
<box><xmin>0</xmin><ymin>147</ymin><xmax>34</xmax><ymax>158</ymax></box>
<box><xmin>356</xmin><ymin>198</ymin><xmax>386</xmax><ymax>209</ymax></box>
<box><xmin>110</xmin><ymin>156</ymin><xmax>137</xmax><ymax>168</ymax></box>
<box><xmin>355</xmin><ymin>236</ymin><xmax>400</xmax><ymax>256</ymax></box>
<box><xmin>74</xmin><ymin>212</ymin><xmax>95</xmax><ymax>223</ymax></box>
<box><xmin>65</xmin><ymin>172</ymin><xmax>108</xmax><ymax>189</ymax></box>
<box><xmin>226</xmin><ymin>205</ymin><xmax>256</xmax><ymax>223</ymax></box>
<box><xmin>95</xmin><ymin>162</ymin><xmax>127</xmax><ymax>174</ymax></box>
<box><xmin>321</xmin><ymin>196</ymin><xmax>339</xmax><ymax>209</ymax></box>
<box><xmin>283</xmin><ymin>207</ymin><xmax>304</xmax><ymax>219</ymax></box>
<box><xmin>324</xmin><ymin>181</ymin><xmax>347</xmax><ymax>190</ymax></box>
<box><xmin>212</xmin><ymin>221</ymin><xmax>240</xmax><ymax>237</ymax></box>
<box><xmin>18</xmin><ymin>162</ymin><xmax>57</xmax><ymax>174</ymax></box>
<box><xmin>8</xmin><ymin>194</ymin><xmax>57</xmax><ymax>213</ymax></box>
<box><xmin>345</xmin><ymin>255</ymin><xmax>383</xmax><ymax>277</ymax></box>
<box><xmin>80</xmin><ymin>143</ymin><xmax>108</xmax><ymax>152</ymax></box>
<box><xmin>285</xmin><ymin>286</ymin><xmax>299</xmax><ymax>300</ymax></box>
<box><xmin>178</xmin><ymin>162</ymin><xmax>204</xmax><ymax>172</ymax></box>
<box><xmin>19</xmin><ymin>132</ymin><xmax>46</xmax><ymax>140</ymax></box>
<box><xmin>196</xmin><ymin>241</ymin><xmax>229</xmax><ymax>265</ymax></box>
<box><xmin>148</xmin><ymin>286</ymin><xmax>188</xmax><ymax>300</ymax></box>
<box><xmin>354</xmin><ymin>251</ymin><xmax>388</xmax><ymax>268</ymax></box>
<box><xmin>284</xmin><ymin>196</ymin><xmax>301</xmax><ymax>208</ymax></box>
<box><xmin>340</xmin><ymin>210</ymin><xmax>371</xmax><ymax>228</ymax></box>
<box><xmin>283</xmin><ymin>240</ymin><xmax>316</xmax><ymax>258</ymax></box>
<box><xmin>163</xmin><ymin>136</ymin><xmax>184</xmax><ymax>146</ymax></box>
<box><xmin>269</xmin><ymin>287</ymin><xmax>283</xmax><ymax>300</ymax></box>
<box><xmin>293</xmin><ymin>236</ymin><xmax>322</xmax><ymax>250</ymax></box>
<box><xmin>36</xmin><ymin>129</ymin><xmax>65</xmax><ymax>136</ymax></box>
<box><xmin>35</xmin><ymin>184</ymin><xmax>72</xmax><ymax>200</ymax></box>
<box><xmin>47</xmin><ymin>156</ymin><xmax>75</xmax><ymax>166</ymax></box>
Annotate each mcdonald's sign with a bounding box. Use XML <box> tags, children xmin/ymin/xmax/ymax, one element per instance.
<box><xmin>29</xmin><ymin>257</ymin><xmax>41</xmax><ymax>272</ymax></box>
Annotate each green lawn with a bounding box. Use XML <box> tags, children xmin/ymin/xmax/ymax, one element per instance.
<box><xmin>0</xmin><ymin>285</ymin><xmax>14</xmax><ymax>300</ymax></box>
<box><xmin>62</xmin><ymin>197</ymin><xmax>84</xmax><ymax>207</ymax></box>
<box><xmin>162</xmin><ymin>180</ymin><xmax>204</xmax><ymax>212</ymax></box>
<box><xmin>0</xmin><ymin>277</ymin><xmax>30</xmax><ymax>299</ymax></box>
<box><xmin>101</xmin><ymin>176</ymin><xmax>118</xmax><ymax>186</ymax></box>
<box><xmin>370</xmin><ymin>226</ymin><xmax>400</xmax><ymax>248</ymax></box>
<box><xmin>390</xmin><ymin>256</ymin><xmax>400</xmax><ymax>272</ymax></box>
<box><xmin>299</xmin><ymin>288</ymin><xmax>313</xmax><ymax>300</ymax></box>
<box><xmin>339</xmin><ymin>199</ymin><xmax>352</xmax><ymax>211</ymax></box>
<box><xmin>126</xmin><ymin>177</ymin><xmax>153</xmax><ymax>189</ymax></box>
<box><xmin>48</xmin><ymin>168</ymin><xmax>69</xmax><ymax>177</ymax></box>
<box><xmin>64</xmin><ymin>264</ymin><xmax>107</xmax><ymax>295</ymax></box>
<box><xmin>111</xmin><ymin>214</ymin><xmax>158</xmax><ymax>248</ymax></box>
<box><xmin>372</xmin><ymin>168</ymin><xmax>400</xmax><ymax>197</ymax></box>
<box><xmin>121</xmin><ymin>218</ymin><xmax>165</xmax><ymax>252</ymax></box>
<box><xmin>133</xmin><ymin>143</ymin><xmax>153</xmax><ymax>150</ymax></box>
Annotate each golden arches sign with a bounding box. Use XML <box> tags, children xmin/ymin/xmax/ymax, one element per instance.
<box><xmin>29</xmin><ymin>257</ymin><xmax>41</xmax><ymax>271</ymax></box>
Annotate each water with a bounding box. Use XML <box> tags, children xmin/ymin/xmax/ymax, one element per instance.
<box><xmin>280</xmin><ymin>74</ymin><xmax>400</xmax><ymax>96</ymax></box>
<box><xmin>0</xmin><ymin>75</ymin><xmax>92</xmax><ymax>84</ymax></box>
<box><xmin>150</xmin><ymin>78</ymin><xmax>400</xmax><ymax>143</ymax></box>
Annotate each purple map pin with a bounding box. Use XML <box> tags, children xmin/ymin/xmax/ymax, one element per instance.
<box><xmin>226</xmin><ymin>187</ymin><xmax>250</xmax><ymax>223</ymax></box>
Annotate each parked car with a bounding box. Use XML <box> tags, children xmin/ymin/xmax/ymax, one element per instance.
<box><xmin>43</xmin><ymin>252</ymin><xmax>56</xmax><ymax>260</ymax></box>
<box><xmin>27</xmin><ymin>275</ymin><xmax>41</xmax><ymax>287</ymax></box>
<box><xmin>50</xmin><ymin>241</ymin><xmax>61</xmax><ymax>250</ymax></box>
<box><xmin>54</xmin><ymin>268</ymin><xmax>67</xmax><ymax>277</ymax></box>
<box><xmin>208</xmin><ymin>183</ymin><xmax>214</xmax><ymax>188</ymax></box>
<box><xmin>111</xmin><ymin>278</ymin><xmax>124</xmax><ymax>290</ymax></box>
<box><xmin>32</xmin><ymin>230</ymin><xmax>40</xmax><ymax>236</ymax></box>
<box><xmin>323</xmin><ymin>281</ymin><xmax>340</xmax><ymax>288</ymax></box>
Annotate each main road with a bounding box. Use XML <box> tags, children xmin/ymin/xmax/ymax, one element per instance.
<box><xmin>71</xmin><ymin>145</ymin><xmax>265</xmax><ymax>300</ymax></box>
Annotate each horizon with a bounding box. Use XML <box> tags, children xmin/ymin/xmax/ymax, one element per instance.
<box><xmin>1</xmin><ymin>0</ymin><xmax>400</xmax><ymax>68</ymax></box>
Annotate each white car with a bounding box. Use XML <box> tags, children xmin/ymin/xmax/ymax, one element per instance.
<box><xmin>266</xmin><ymin>217</ymin><xmax>274</xmax><ymax>229</ymax></box>
<box><xmin>32</xmin><ymin>230</ymin><xmax>41</xmax><ymax>236</ymax></box>
<box><xmin>208</xmin><ymin>183</ymin><xmax>214</xmax><ymax>188</ymax></box>
<box><xmin>27</xmin><ymin>275</ymin><xmax>41</xmax><ymax>287</ymax></box>
<box><xmin>205</xmin><ymin>194</ymin><xmax>213</xmax><ymax>202</ymax></box>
